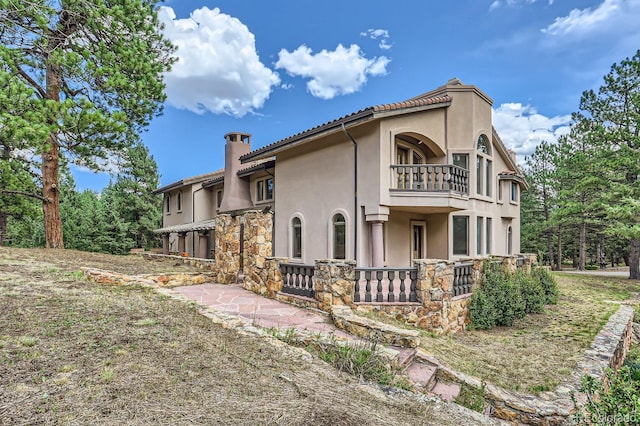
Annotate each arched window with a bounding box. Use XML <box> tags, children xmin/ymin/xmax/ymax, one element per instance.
<box><xmin>332</xmin><ymin>213</ymin><xmax>346</xmax><ymax>259</ymax></box>
<box><xmin>507</xmin><ymin>226</ymin><xmax>513</xmax><ymax>255</ymax></box>
<box><xmin>476</xmin><ymin>134</ymin><xmax>493</xmax><ymax>197</ymax></box>
<box><xmin>177</xmin><ymin>191</ymin><xmax>182</xmax><ymax>212</ymax></box>
<box><xmin>477</xmin><ymin>135</ymin><xmax>491</xmax><ymax>155</ymax></box>
<box><xmin>291</xmin><ymin>217</ymin><xmax>302</xmax><ymax>259</ymax></box>
<box><xmin>165</xmin><ymin>194</ymin><xmax>171</xmax><ymax>213</ymax></box>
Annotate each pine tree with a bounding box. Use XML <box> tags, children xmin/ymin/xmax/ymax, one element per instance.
<box><xmin>576</xmin><ymin>50</ymin><xmax>640</xmax><ymax>279</ymax></box>
<box><xmin>0</xmin><ymin>0</ymin><xmax>174</xmax><ymax>248</ymax></box>
<box><xmin>110</xmin><ymin>143</ymin><xmax>162</xmax><ymax>250</ymax></box>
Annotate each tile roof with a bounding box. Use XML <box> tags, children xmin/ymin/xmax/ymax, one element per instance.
<box><xmin>240</xmin><ymin>93</ymin><xmax>452</xmax><ymax>163</ymax></box>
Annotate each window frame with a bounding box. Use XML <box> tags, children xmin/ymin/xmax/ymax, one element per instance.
<box><xmin>165</xmin><ymin>194</ymin><xmax>171</xmax><ymax>214</ymax></box>
<box><xmin>256</xmin><ymin>177</ymin><xmax>274</xmax><ymax>203</ymax></box>
<box><xmin>476</xmin><ymin>216</ymin><xmax>483</xmax><ymax>256</ymax></box>
<box><xmin>507</xmin><ymin>225</ymin><xmax>513</xmax><ymax>255</ymax></box>
<box><xmin>332</xmin><ymin>213</ymin><xmax>347</xmax><ymax>260</ymax></box>
<box><xmin>216</xmin><ymin>189</ymin><xmax>223</xmax><ymax>209</ymax></box>
<box><xmin>176</xmin><ymin>191</ymin><xmax>182</xmax><ymax>213</ymax></box>
<box><xmin>290</xmin><ymin>215</ymin><xmax>304</xmax><ymax>261</ymax></box>
<box><xmin>453</xmin><ymin>215</ymin><xmax>469</xmax><ymax>256</ymax></box>
<box><xmin>476</xmin><ymin>135</ymin><xmax>493</xmax><ymax>197</ymax></box>
<box><xmin>486</xmin><ymin>218</ymin><xmax>492</xmax><ymax>255</ymax></box>
<box><xmin>510</xmin><ymin>182</ymin><xmax>518</xmax><ymax>203</ymax></box>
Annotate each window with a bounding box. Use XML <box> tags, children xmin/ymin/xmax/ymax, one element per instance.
<box><xmin>332</xmin><ymin>213</ymin><xmax>346</xmax><ymax>260</ymax></box>
<box><xmin>165</xmin><ymin>194</ymin><xmax>171</xmax><ymax>213</ymax></box>
<box><xmin>453</xmin><ymin>153</ymin><xmax>468</xmax><ymax>170</ymax></box>
<box><xmin>486</xmin><ymin>160</ymin><xmax>492</xmax><ymax>197</ymax></box>
<box><xmin>176</xmin><ymin>191</ymin><xmax>182</xmax><ymax>212</ymax></box>
<box><xmin>256</xmin><ymin>177</ymin><xmax>274</xmax><ymax>202</ymax></box>
<box><xmin>498</xmin><ymin>181</ymin><xmax>502</xmax><ymax>200</ymax></box>
<box><xmin>476</xmin><ymin>156</ymin><xmax>483</xmax><ymax>194</ymax></box>
<box><xmin>486</xmin><ymin>218</ymin><xmax>492</xmax><ymax>254</ymax></box>
<box><xmin>476</xmin><ymin>135</ymin><xmax>492</xmax><ymax>197</ymax></box>
<box><xmin>477</xmin><ymin>217</ymin><xmax>483</xmax><ymax>255</ymax></box>
<box><xmin>291</xmin><ymin>217</ymin><xmax>302</xmax><ymax>259</ymax></box>
<box><xmin>395</xmin><ymin>142</ymin><xmax>425</xmax><ymax>189</ymax></box>
<box><xmin>511</xmin><ymin>182</ymin><xmax>518</xmax><ymax>203</ymax></box>
<box><xmin>216</xmin><ymin>189</ymin><xmax>223</xmax><ymax>209</ymax></box>
<box><xmin>453</xmin><ymin>216</ymin><xmax>469</xmax><ymax>256</ymax></box>
<box><xmin>507</xmin><ymin>226</ymin><xmax>513</xmax><ymax>255</ymax></box>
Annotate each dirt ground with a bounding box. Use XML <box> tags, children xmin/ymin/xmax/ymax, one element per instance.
<box><xmin>0</xmin><ymin>248</ymin><xmax>499</xmax><ymax>426</ymax></box>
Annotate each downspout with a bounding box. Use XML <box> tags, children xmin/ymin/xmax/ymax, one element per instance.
<box><xmin>341</xmin><ymin>123</ymin><xmax>358</xmax><ymax>265</ymax></box>
<box><xmin>191</xmin><ymin>185</ymin><xmax>205</xmax><ymax>255</ymax></box>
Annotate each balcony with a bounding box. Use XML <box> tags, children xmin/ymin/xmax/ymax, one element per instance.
<box><xmin>389</xmin><ymin>164</ymin><xmax>469</xmax><ymax>211</ymax></box>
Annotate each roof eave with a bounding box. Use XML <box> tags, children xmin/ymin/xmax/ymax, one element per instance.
<box><xmin>240</xmin><ymin>110</ymin><xmax>375</xmax><ymax>163</ymax></box>
<box><xmin>152</xmin><ymin>180</ymin><xmax>183</xmax><ymax>195</ymax></box>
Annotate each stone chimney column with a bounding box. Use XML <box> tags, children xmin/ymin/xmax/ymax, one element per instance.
<box><xmin>219</xmin><ymin>132</ymin><xmax>253</xmax><ymax>212</ymax></box>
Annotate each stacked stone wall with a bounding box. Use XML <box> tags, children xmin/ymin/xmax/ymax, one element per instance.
<box><xmin>213</xmin><ymin>214</ymin><xmax>241</xmax><ymax>284</ymax></box>
<box><xmin>313</xmin><ymin>260</ymin><xmax>356</xmax><ymax>312</ymax></box>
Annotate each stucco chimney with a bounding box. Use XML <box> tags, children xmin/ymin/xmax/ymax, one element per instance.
<box><xmin>508</xmin><ymin>149</ymin><xmax>517</xmax><ymax>163</ymax></box>
<box><xmin>219</xmin><ymin>132</ymin><xmax>253</xmax><ymax>212</ymax></box>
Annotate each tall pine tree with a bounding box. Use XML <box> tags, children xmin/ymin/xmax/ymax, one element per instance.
<box><xmin>0</xmin><ymin>0</ymin><xmax>174</xmax><ymax>248</ymax></box>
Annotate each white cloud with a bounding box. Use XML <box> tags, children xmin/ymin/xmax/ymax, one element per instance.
<box><xmin>542</xmin><ymin>0</ymin><xmax>640</xmax><ymax>38</ymax></box>
<box><xmin>360</xmin><ymin>28</ymin><xmax>392</xmax><ymax>50</ymax></box>
<box><xmin>158</xmin><ymin>6</ymin><xmax>280</xmax><ymax>117</ymax></box>
<box><xmin>275</xmin><ymin>44</ymin><xmax>390</xmax><ymax>100</ymax></box>
<box><xmin>493</xmin><ymin>103</ymin><xmax>572</xmax><ymax>161</ymax></box>
<box><xmin>489</xmin><ymin>0</ymin><xmax>546</xmax><ymax>11</ymax></box>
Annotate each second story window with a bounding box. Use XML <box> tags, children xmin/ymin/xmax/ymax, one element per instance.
<box><xmin>476</xmin><ymin>135</ymin><xmax>493</xmax><ymax>197</ymax></box>
<box><xmin>176</xmin><ymin>191</ymin><xmax>182</xmax><ymax>212</ymax></box>
<box><xmin>165</xmin><ymin>194</ymin><xmax>171</xmax><ymax>214</ymax></box>
<box><xmin>256</xmin><ymin>177</ymin><xmax>274</xmax><ymax>202</ymax></box>
<box><xmin>453</xmin><ymin>153</ymin><xmax>468</xmax><ymax>170</ymax></box>
<box><xmin>216</xmin><ymin>189</ymin><xmax>223</xmax><ymax>209</ymax></box>
<box><xmin>511</xmin><ymin>182</ymin><xmax>518</xmax><ymax>203</ymax></box>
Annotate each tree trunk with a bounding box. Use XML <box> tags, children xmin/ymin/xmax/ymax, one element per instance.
<box><xmin>42</xmin><ymin>139</ymin><xmax>63</xmax><ymax>248</ymax></box>
<box><xmin>546</xmin><ymin>231</ymin><xmax>555</xmax><ymax>269</ymax></box>
<box><xmin>43</xmin><ymin>54</ymin><xmax>64</xmax><ymax>249</ymax></box>
<box><xmin>0</xmin><ymin>212</ymin><xmax>6</xmax><ymax>246</ymax></box>
<box><xmin>630</xmin><ymin>239</ymin><xmax>639</xmax><ymax>280</ymax></box>
<box><xmin>556</xmin><ymin>226</ymin><xmax>562</xmax><ymax>271</ymax></box>
<box><xmin>542</xmin><ymin>185</ymin><xmax>554</xmax><ymax>268</ymax></box>
<box><xmin>578</xmin><ymin>221</ymin><xmax>586</xmax><ymax>270</ymax></box>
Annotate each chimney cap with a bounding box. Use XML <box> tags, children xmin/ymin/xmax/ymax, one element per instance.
<box><xmin>224</xmin><ymin>132</ymin><xmax>252</xmax><ymax>143</ymax></box>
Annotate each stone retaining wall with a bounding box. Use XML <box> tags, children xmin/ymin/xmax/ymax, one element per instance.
<box><xmin>137</xmin><ymin>252</ymin><xmax>217</xmax><ymax>270</ymax></box>
<box><xmin>420</xmin><ymin>303</ymin><xmax>636</xmax><ymax>425</ymax></box>
<box><xmin>82</xmin><ymin>268</ymin><xmax>216</xmax><ymax>287</ymax></box>
<box><xmin>214</xmin><ymin>214</ymin><xmax>242</xmax><ymax>284</ymax></box>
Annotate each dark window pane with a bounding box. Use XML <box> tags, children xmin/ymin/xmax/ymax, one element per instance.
<box><xmin>333</xmin><ymin>214</ymin><xmax>346</xmax><ymax>259</ymax></box>
<box><xmin>453</xmin><ymin>153</ymin><xmax>468</xmax><ymax>170</ymax></box>
<box><xmin>292</xmin><ymin>218</ymin><xmax>302</xmax><ymax>258</ymax></box>
<box><xmin>453</xmin><ymin>216</ymin><xmax>468</xmax><ymax>256</ymax></box>
<box><xmin>266</xmin><ymin>178</ymin><xmax>274</xmax><ymax>200</ymax></box>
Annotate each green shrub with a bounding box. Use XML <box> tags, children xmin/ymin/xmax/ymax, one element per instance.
<box><xmin>516</xmin><ymin>271</ymin><xmax>545</xmax><ymax>314</ymax></box>
<box><xmin>469</xmin><ymin>289</ymin><xmax>496</xmax><ymax>330</ymax></box>
<box><xmin>573</xmin><ymin>367</ymin><xmax>640</xmax><ymax>425</ymax></box>
<box><xmin>585</xmin><ymin>265</ymin><xmax>598</xmax><ymax>270</ymax></box>
<box><xmin>484</xmin><ymin>264</ymin><xmax>525</xmax><ymax>327</ymax></box>
<box><xmin>532</xmin><ymin>267</ymin><xmax>559</xmax><ymax>305</ymax></box>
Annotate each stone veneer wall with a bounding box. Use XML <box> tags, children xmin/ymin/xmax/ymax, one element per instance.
<box><xmin>313</xmin><ymin>260</ymin><xmax>356</xmax><ymax>311</ymax></box>
<box><xmin>213</xmin><ymin>214</ymin><xmax>242</xmax><ymax>284</ymax></box>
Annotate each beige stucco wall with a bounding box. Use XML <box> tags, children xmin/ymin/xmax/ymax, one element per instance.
<box><xmin>273</xmin><ymin>131</ymin><xmax>357</xmax><ymax>264</ymax></box>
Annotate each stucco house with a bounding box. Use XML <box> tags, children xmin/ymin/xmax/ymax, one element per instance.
<box><xmin>154</xmin><ymin>78</ymin><xmax>526</xmax><ymax>269</ymax></box>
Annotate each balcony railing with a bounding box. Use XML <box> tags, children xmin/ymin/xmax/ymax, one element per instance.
<box><xmin>279</xmin><ymin>263</ymin><xmax>315</xmax><ymax>299</ymax></box>
<box><xmin>391</xmin><ymin>164</ymin><xmax>468</xmax><ymax>194</ymax></box>
<box><xmin>354</xmin><ymin>267</ymin><xmax>418</xmax><ymax>303</ymax></box>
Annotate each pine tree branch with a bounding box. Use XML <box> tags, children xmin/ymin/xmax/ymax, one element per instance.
<box><xmin>1</xmin><ymin>189</ymin><xmax>49</xmax><ymax>203</ymax></box>
<box><xmin>15</xmin><ymin>62</ymin><xmax>45</xmax><ymax>98</ymax></box>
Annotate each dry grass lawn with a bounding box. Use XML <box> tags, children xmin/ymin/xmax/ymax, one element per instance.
<box><xmin>0</xmin><ymin>248</ymin><xmax>494</xmax><ymax>426</ymax></box>
<box><xmin>418</xmin><ymin>272</ymin><xmax>639</xmax><ymax>393</ymax></box>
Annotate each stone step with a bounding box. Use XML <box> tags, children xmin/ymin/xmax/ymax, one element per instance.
<box><xmin>395</xmin><ymin>347</ymin><xmax>417</xmax><ymax>368</ymax></box>
<box><xmin>404</xmin><ymin>361</ymin><xmax>437</xmax><ymax>392</ymax></box>
<box><xmin>430</xmin><ymin>380</ymin><xmax>461</xmax><ymax>402</ymax></box>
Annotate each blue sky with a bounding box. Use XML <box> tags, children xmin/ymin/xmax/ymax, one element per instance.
<box><xmin>73</xmin><ymin>0</ymin><xmax>640</xmax><ymax>190</ymax></box>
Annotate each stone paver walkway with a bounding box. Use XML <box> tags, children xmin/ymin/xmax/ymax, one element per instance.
<box><xmin>174</xmin><ymin>283</ymin><xmax>351</xmax><ymax>338</ymax></box>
